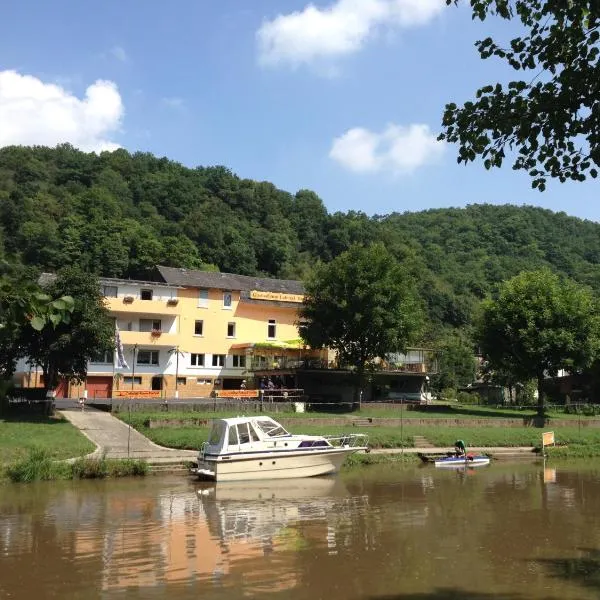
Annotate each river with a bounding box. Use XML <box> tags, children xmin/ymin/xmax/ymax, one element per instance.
<box><xmin>2</xmin><ymin>462</ymin><xmax>600</xmax><ymax>599</ymax></box>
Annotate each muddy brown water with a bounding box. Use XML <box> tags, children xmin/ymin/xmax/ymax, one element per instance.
<box><xmin>2</xmin><ymin>462</ymin><xmax>600</xmax><ymax>600</ymax></box>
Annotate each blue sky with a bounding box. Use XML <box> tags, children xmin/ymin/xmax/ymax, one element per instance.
<box><xmin>1</xmin><ymin>0</ymin><xmax>598</xmax><ymax>221</ymax></box>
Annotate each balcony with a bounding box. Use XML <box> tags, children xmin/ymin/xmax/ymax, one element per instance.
<box><xmin>249</xmin><ymin>348</ymin><xmax>438</xmax><ymax>374</ymax></box>
<box><xmin>105</xmin><ymin>297</ymin><xmax>181</xmax><ymax>316</ymax></box>
<box><xmin>118</xmin><ymin>330</ymin><xmax>179</xmax><ymax>346</ymax></box>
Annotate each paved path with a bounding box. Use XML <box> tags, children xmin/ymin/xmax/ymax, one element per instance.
<box><xmin>370</xmin><ymin>447</ymin><xmax>538</xmax><ymax>458</ymax></box>
<box><xmin>58</xmin><ymin>406</ymin><xmax>197</xmax><ymax>463</ymax></box>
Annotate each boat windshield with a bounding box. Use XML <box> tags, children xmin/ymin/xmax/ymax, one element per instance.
<box><xmin>254</xmin><ymin>418</ymin><xmax>289</xmax><ymax>438</ymax></box>
<box><xmin>208</xmin><ymin>421</ymin><xmax>226</xmax><ymax>445</ymax></box>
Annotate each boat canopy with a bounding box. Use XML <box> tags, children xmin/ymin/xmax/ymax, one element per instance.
<box><xmin>205</xmin><ymin>417</ymin><xmax>291</xmax><ymax>453</ymax></box>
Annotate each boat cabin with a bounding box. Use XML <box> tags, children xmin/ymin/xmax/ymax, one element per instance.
<box><xmin>204</xmin><ymin>416</ymin><xmax>333</xmax><ymax>456</ymax></box>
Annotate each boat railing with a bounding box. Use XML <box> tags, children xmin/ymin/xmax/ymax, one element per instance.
<box><xmin>324</xmin><ymin>433</ymin><xmax>369</xmax><ymax>448</ymax></box>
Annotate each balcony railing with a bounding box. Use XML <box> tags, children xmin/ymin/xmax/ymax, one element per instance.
<box><xmin>248</xmin><ymin>356</ymin><xmax>438</xmax><ymax>374</ymax></box>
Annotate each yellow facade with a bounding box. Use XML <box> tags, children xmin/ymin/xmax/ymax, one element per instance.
<box><xmin>14</xmin><ymin>269</ymin><xmax>310</xmax><ymax>399</ymax></box>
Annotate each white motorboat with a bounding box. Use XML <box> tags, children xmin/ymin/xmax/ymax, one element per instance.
<box><xmin>192</xmin><ymin>416</ymin><xmax>368</xmax><ymax>482</ymax></box>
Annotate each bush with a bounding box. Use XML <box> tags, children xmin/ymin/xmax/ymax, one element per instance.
<box><xmin>564</xmin><ymin>404</ymin><xmax>600</xmax><ymax>416</ymax></box>
<box><xmin>456</xmin><ymin>391</ymin><xmax>478</xmax><ymax>404</ymax></box>
<box><xmin>6</xmin><ymin>448</ymin><xmax>148</xmax><ymax>482</ymax></box>
<box><xmin>70</xmin><ymin>457</ymin><xmax>109</xmax><ymax>479</ymax></box>
<box><xmin>7</xmin><ymin>447</ymin><xmax>68</xmax><ymax>482</ymax></box>
<box><xmin>441</xmin><ymin>388</ymin><xmax>457</xmax><ymax>401</ymax></box>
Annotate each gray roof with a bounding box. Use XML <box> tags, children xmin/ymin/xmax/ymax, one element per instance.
<box><xmin>157</xmin><ymin>265</ymin><xmax>305</xmax><ymax>294</ymax></box>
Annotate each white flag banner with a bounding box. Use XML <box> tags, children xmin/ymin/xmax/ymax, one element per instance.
<box><xmin>115</xmin><ymin>325</ymin><xmax>129</xmax><ymax>369</ymax></box>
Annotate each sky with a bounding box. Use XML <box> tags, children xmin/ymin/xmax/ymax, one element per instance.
<box><xmin>0</xmin><ymin>0</ymin><xmax>598</xmax><ymax>222</ymax></box>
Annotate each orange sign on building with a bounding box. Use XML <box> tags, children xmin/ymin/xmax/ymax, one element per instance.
<box><xmin>114</xmin><ymin>390</ymin><xmax>161</xmax><ymax>398</ymax></box>
<box><xmin>215</xmin><ymin>390</ymin><xmax>260</xmax><ymax>399</ymax></box>
<box><xmin>250</xmin><ymin>290</ymin><xmax>304</xmax><ymax>303</ymax></box>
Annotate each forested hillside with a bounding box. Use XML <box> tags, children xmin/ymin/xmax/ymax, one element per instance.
<box><xmin>1</xmin><ymin>144</ymin><xmax>600</xmax><ymax>336</ymax></box>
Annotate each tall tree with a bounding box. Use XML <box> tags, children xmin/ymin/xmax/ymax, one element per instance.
<box><xmin>18</xmin><ymin>267</ymin><xmax>114</xmax><ymax>393</ymax></box>
<box><xmin>0</xmin><ymin>264</ymin><xmax>75</xmax><ymax>380</ymax></box>
<box><xmin>432</xmin><ymin>330</ymin><xmax>478</xmax><ymax>394</ymax></box>
<box><xmin>478</xmin><ymin>269</ymin><xmax>599</xmax><ymax>416</ymax></box>
<box><xmin>299</xmin><ymin>243</ymin><xmax>423</xmax><ymax>398</ymax></box>
<box><xmin>441</xmin><ymin>1</ymin><xmax>600</xmax><ymax>190</ymax></box>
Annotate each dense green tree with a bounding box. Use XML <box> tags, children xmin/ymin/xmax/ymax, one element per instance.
<box><xmin>299</xmin><ymin>243</ymin><xmax>423</xmax><ymax>398</ymax></box>
<box><xmin>432</xmin><ymin>330</ymin><xmax>478</xmax><ymax>394</ymax></box>
<box><xmin>478</xmin><ymin>269</ymin><xmax>599</xmax><ymax>416</ymax></box>
<box><xmin>18</xmin><ymin>267</ymin><xmax>114</xmax><ymax>393</ymax></box>
<box><xmin>441</xmin><ymin>1</ymin><xmax>600</xmax><ymax>190</ymax></box>
<box><xmin>0</xmin><ymin>264</ymin><xmax>75</xmax><ymax>380</ymax></box>
<box><xmin>5</xmin><ymin>145</ymin><xmax>600</xmax><ymax>348</ymax></box>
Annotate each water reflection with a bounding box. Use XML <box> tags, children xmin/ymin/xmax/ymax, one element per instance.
<box><xmin>2</xmin><ymin>464</ymin><xmax>600</xmax><ymax>599</ymax></box>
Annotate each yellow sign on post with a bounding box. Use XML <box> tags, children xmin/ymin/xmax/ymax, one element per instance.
<box><xmin>542</xmin><ymin>431</ymin><xmax>555</xmax><ymax>447</ymax></box>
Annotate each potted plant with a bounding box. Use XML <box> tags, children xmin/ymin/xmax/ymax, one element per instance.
<box><xmin>123</xmin><ymin>295</ymin><xmax>134</xmax><ymax>304</ymax></box>
<box><xmin>167</xmin><ymin>298</ymin><xmax>179</xmax><ymax>306</ymax></box>
<box><xmin>151</xmin><ymin>329</ymin><xmax>162</xmax><ymax>337</ymax></box>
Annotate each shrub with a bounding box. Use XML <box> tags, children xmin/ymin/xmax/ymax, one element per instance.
<box><xmin>457</xmin><ymin>391</ymin><xmax>478</xmax><ymax>404</ymax></box>
<box><xmin>7</xmin><ymin>447</ymin><xmax>68</xmax><ymax>482</ymax></box>
<box><xmin>70</xmin><ymin>457</ymin><xmax>109</xmax><ymax>479</ymax></box>
<box><xmin>441</xmin><ymin>388</ymin><xmax>457</xmax><ymax>400</ymax></box>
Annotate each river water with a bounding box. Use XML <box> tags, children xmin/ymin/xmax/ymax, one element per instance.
<box><xmin>2</xmin><ymin>462</ymin><xmax>600</xmax><ymax>600</ymax></box>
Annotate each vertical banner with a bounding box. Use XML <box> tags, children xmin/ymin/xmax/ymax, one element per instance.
<box><xmin>115</xmin><ymin>326</ymin><xmax>129</xmax><ymax>369</ymax></box>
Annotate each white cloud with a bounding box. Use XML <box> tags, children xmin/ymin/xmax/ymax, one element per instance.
<box><xmin>0</xmin><ymin>70</ymin><xmax>123</xmax><ymax>152</ymax></box>
<box><xmin>110</xmin><ymin>46</ymin><xmax>129</xmax><ymax>63</ymax></box>
<box><xmin>329</xmin><ymin>123</ymin><xmax>445</xmax><ymax>175</ymax></box>
<box><xmin>257</xmin><ymin>0</ymin><xmax>445</xmax><ymax>69</ymax></box>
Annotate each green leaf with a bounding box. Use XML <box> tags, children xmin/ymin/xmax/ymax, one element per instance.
<box><xmin>30</xmin><ymin>315</ymin><xmax>46</xmax><ymax>331</ymax></box>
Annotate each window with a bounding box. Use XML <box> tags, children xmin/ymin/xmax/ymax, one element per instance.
<box><xmin>208</xmin><ymin>421</ymin><xmax>226</xmax><ymax>444</ymax></box>
<box><xmin>237</xmin><ymin>423</ymin><xmax>250</xmax><ymax>444</ymax></box>
<box><xmin>198</xmin><ymin>289</ymin><xmax>209</xmax><ymax>308</ymax></box>
<box><xmin>194</xmin><ymin>320</ymin><xmax>204</xmax><ymax>336</ymax></box>
<box><xmin>102</xmin><ymin>285</ymin><xmax>118</xmax><ymax>298</ymax></box>
<box><xmin>123</xmin><ymin>376</ymin><xmax>142</xmax><ymax>385</ymax></box>
<box><xmin>268</xmin><ymin>319</ymin><xmax>276</xmax><ymax>339</ymax></box>
<box><xmin>232</xmin><ymin>355</ymin><xmax>245</xmax><ymax>368</ymax></box>
<box><xmin>176</xmin><ymin>377</ymin><xmax>187</xmax><ymax>386</ymax></box>
<box><xmin>223</xmin><ymin>292</ymin><xmax>232</xmax><ymax>309</ymax></box>
<box><xmin>212</xmin><ymin>354</ymin><xmax>225</xmax><ymax>367</ymax></box>
<box><xmin>137</xmin><ymin>350</ymin><xmax>159</xmax><ymax>365</ymax></box>
<box><xmin>228</xmin><ymin>426</ymin><xmax>238</xmax><ymax>447</ymax></box>
<box><xmin>90</xmin><ymin>350</ymin><xmax>113</xmax><ymax>364</ymax></box>
<box><xmin>227</xmin><ymin>322</ymin><xmax>236</xmax><ymax>338</ymax></box>
<box><xmin>140</xmin><ymin>289</ymin><xmax>153</xmax><ymax>300</ymax></box>
<box><xmin>191</xmin><ymin>353</ymin><xmax>205</xmax><ymax>367</ymax></box>
<box><xmin>140</xmin><ymin>319</ymin><xmax>161</xmax><ymax>332</ymax></box>
<box><xmin>196</xmin><ymin>378</ymin><xmax>212</xmax><ymax>385</ymax></box>
<box><xmin>254</xmin><ymin>417</ymin><xmax>289</xmax><ymax>437</ymax></box>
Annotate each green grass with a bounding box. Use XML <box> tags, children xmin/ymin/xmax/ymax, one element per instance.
<box><xmin>130</xmin><ymin>418</ymin><xmax>600</xmax><ymax>453</ymax></box>
<box><xmin>114</xmin><ymin>404</ymin><xmax>600</xmax><ymax>427</ymax></box>
<box><xmin>0</xmin><ymin>413</ymin><xmax>96</xmax><ymax>469</ymax></box>
<box><xmin>5</xmin><ymin>448</ymin><xmax>148</xmax><ymax>483</ymax></box>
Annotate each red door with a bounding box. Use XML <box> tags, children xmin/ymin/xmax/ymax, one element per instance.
<box><xmin>86</xmin><ymin>376</ymin><xmax>113</xmax><ymax>399</ymax></box>
<box><xmin>55</xmin><ymin>378</ymin><xmax>69</xmax><ymax>398</ymax></box>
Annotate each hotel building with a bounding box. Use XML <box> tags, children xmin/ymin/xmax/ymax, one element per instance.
<box><xmin>15</xmin><ymin>266</ymin><xmax>312</xmax><ymax>399</ymax></box>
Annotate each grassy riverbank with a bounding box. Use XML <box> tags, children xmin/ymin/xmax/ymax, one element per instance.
<box><xmin>0</xmin><ymin>413</ymin><xmax>95</xmax><ymax>469</ymax></box>
<box><xmin>0</xmin><ymin>413</ymin><xmax>146</xmax><ymax>483</ymax></box>
<box><xmin>117</xmin><ymin>409</ymin><xmax>600</xmax><ymax>456</ymax></box>
<box><xmin>6</xmin><ymin>448</ymin><xmax>148</xmax><ymax>483</ymax></box>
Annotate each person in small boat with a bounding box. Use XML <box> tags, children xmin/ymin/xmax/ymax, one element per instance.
<box><xmin>454</xmin><ymin>439</ymin><xmax>466</xmax><ymax>457</ymax></box>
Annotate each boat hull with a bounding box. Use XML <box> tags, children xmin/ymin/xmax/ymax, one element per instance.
<box><xmin>434</xmin><ymin>456</ymin><xmax>490</xmax><ymax>468</ymax></box>
<box><xmin>196</xmin><ymin>447</ymin><xmax>363</xmax><ymax>482</ymax></box>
